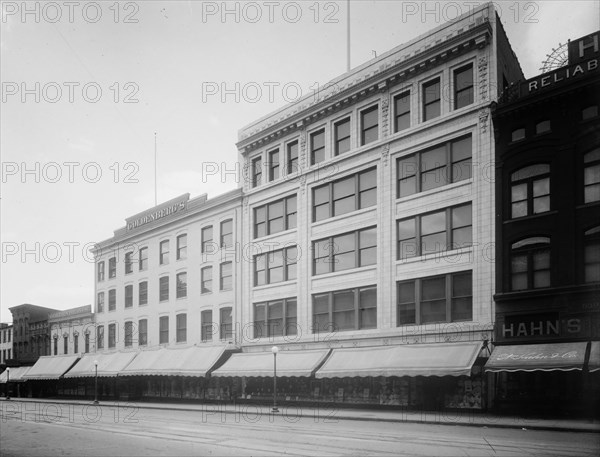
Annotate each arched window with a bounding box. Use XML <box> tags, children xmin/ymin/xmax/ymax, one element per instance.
<box><xmin>584</xmin><ymin>227</ymin><xmax>600</xmax><ymax>284</ymax></box>
<box><xmin>510</xmin><ymin>164</ymin><xmax>550</xmax><ymax>218</ymax></box>
<box><xmin>584</xmin><ymin>149</ymin><xmax>600</xmax><ymax>204</ymax></box>
<box><xmin>511</xmin><ymin>237</ymin><xmax>551</xmax><ymax>291</ymax></box>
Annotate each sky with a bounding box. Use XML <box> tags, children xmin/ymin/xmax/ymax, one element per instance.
<box><xmin>1</xmin><ymin>0</ymin><xmax>599</xmax><ymax>323</ymax></box>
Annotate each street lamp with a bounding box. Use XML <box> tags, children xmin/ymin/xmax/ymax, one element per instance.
<box><xmin>93</xmin><ymin>360</ymin><xmax>99</xmax><ymax>405</ymax></box>
<box><xmin>5</xmin><ymin>367</ymin><xmax>10</xmax><ymax>400</ymax></box>
<box><xmin>271</xmin><ymin>346</ymin><xmax>279</xmax><ymax>413</ymax></box>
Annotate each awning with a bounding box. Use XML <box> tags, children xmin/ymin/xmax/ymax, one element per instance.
<box><xmin>588</xmin><ymin>341</ymin><xmax>600</xmax><ymax>373</ymax></box>
<box><xmin>121</xmin><ymin>345</ymin><xmax>228</xmax><ymax>377</ymax></box>
<box><xmin>64</xmin><ymin>351</ymin><xmax>138</xmax><ymax>378</ymax></box>
<box><xmin>23</xmin><ymin>355</ymin><xmax>80</xmax><ymax>380</ymax></box>
<box><xmin>0</xmin><ymin>366</ymin><xmax>31</xmax><ymax>383</ymax></box>
<box><xmin>484</xmin><ymin>342</ymin><xmax>587</xmax><ymax>372</ymax></box>
<box><xmin>315</xmin><ymin>342</ymin><xmax>482</xmax><ymax>378</ymax></box>
<box><xmin>212</xmin><ymin>349</ymin><xmax>331</xmax><ymax>378</ymax></box>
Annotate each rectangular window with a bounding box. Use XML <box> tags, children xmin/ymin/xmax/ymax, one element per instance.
<box><xmin>108</xmin><ymin>289</ymin><xmax>116</xmax><ymax>311</ymax></box>
<box><xmin>253</xmin><ymin>298</ymin><xmax>297</xmax><ymax>338</ymax></box>
<box><xmin>159</xmin><ymin>276</ymin><xmax>169</xmax><ymax>302</ymax></box>
<box><xmin>397</xmin><ymin>271</ymin><xmax>472</xmax><ymax>326</ymax></box>
<box><xmin>313</xmin><ymin>168</ymin><xmax>376</xmax><ymax>222</ymax></box>
<box><xmin>584</xmin><ymin>150</ymin><xmax>600</xmax><ymax>204</ymax></box>
<box><xmin>125</xmin><ymin>252</ymin><xmax>133</xmax><ymax>274</ymax></box>
<box><xmin>159</xmin><ymin>316</ymin><xmax>169</xmax><ymax>344</ymax></box>
<box><xmin>361</xmin><ymin>105</ymin><xmax>379</xmax><ymax>145</ymax></box>
<box><xmin>201</xmin><ymin>266</ymin><xmax>213</xmax><ymax>294</ymax></box>
<box><xmin>124</xmin><ymin>321</ymin><xmax>133</xmax><ymax>347</ymax></box>
<box><xmin>138</xmin><ymin>319</ymin><xmax>148</xmax><ymax>346</ymax></box>
<box><xmin>97</xmin><ymin>326</ymin><xmax>104</xmax><ymax>349</ymax></box>
<box><xmin>84</xmin><ymin>333</ymin><xmax>89</xmax><ymax>353</ymax></box>
<box><xmin>311</xmin><ymin>129</ymin><xmax>325</xmax><ymax>165</ymax></box>
<box><xmin>334</xmin><ymin>117</ymin><xmax>351</xmax><ymax>155</ymax></box>
<box><xmin>97</xmin><ymin>292</ymin><xmax>105</xmax><ymax>313</ymax></box>
<box><xmin>125</xmin><ymin>285</ymin><xmax>133</xmax><ymax>308</ymax></box>
<box><xmin>54</xmin><ymin>337</ymin><xmax>58</xmax><ymax>355</ymax></box>
<box><xmin>177</xmin><ymin>234</ymin><xmax>187</xmax><ymax>260</ymax></box>
<box><xmin>97</xmin><ymin>261</ymin><xmax>105</xmax><ymax>281</ymax></box>
<box><xmin>201</xmin><ymin>310</ymin><xmax>214</xmax><ymax>342</ymax></box>
<box><xmin>139</xmin><ymin>247</ymin><xmax>148</xmax><ymax>271</ymax></box>
<box><xmin>254</xmin><ymin>245</ymin><xmax>297</xmax><ymax>286</ymax></box>
<box><xmin>313</xmin><ymin>227</ymin><xmax>376</xmax><ymax>275</ymax></box>
<box><xmin>454</xmin><ymin>64</ymin><xmax>474</xmax><ymax>109</ymax></box>
<box><xmin>201</xmin><ymin>226</ymin><xmax>214</xmax><ymax>253</ymax></box>
<box><xmin>139</xmin><ymin>281</ymin><xmax>148</xmax><ymax>306</ymax></box>
<box><xmin>220</xmin><ymin>262</ymin><xmax>232</xmax><ymax>291</ymax></box>
<box><xmin>160</xmin><ymin>240</ymin><xmax>169</xmax><ymax>265</ymax></box>
<box><xmin>220</xmin><ymin>307</ymin><xmax>233</xmax><ymax>340</ymax></box>
<box><xmin>312</xmin><ymin>286</ymin><xmax>377</xmax><ymax>333</ymax></box>
<box><xmin>394</xmin><ymin>91</ymin><xmax>410</xmax><ymax>132</ymax></box>
<box><xmin>268</xmin><ymin>149</ymin><xmax>280</xmax><ymax>181</ymax></box>
<box><xmin>108</xmin><ymin>324</ymin><xmax>116</xmax><ymax>348</ymax></box>
<box><xmin>109</xmin><ymin>257</ymin><xmax>116</xmax><ymax>278</ymax></box>
<box><xmin>254</xmin><ymin>195</ymin><xmax>297</xmax><ymax>238</ymax></box>
<box><xmin>63</xmin><ymin>335</ymin><xmax>68</xmax><ymax>354</ymax></box>
<box><xmin>176</xmin><ymin>272</ymin><xmax>187</xmax><ymax>299</ymax></box>
<box><xmin>397</xmin><ymin>135</ymin><xmax>472</xmax><ymax>198</ymax></box>
<box><xmin>176</xmin><ymin>313</ymin><xmax>187</xmax><ymax>343</ymax></box>
<box><xmin>287</xmin><ymin>141</ymin><xmax>299</xmax><ymax>174</ymax></box>
<box><xmin>220</xmin><ymin>219</ymin><xmax>233</xmax><ymax>248</ymax></box>
<box><xmin>252</xmin><ymin>156</ymin><xmax>262</xmax><ymax>187</ymax></box>
<box><xmin>423</xmin><ymin>78</ymin><xmax>441</xmax><ymax>121</ymax></box>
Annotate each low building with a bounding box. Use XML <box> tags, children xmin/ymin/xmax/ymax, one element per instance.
<box><xmin>48</xmin><ymin>305</ymin><xmax>94</xmax><ymax>356</ymax></box>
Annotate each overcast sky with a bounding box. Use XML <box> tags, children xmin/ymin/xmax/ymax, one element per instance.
<box><xmin>1</xmin><ymin>0</ymin><xmax>598</xmax><ymax>323</ymax></box>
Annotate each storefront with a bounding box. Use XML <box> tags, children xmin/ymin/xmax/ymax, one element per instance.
<box><xmin>0</xmin><ymin>366</ymin><xmax>31</xmax><ymax>398</ymax></box>
<box><xmin>22</xmin><ymin>354</ymin><xmax>80</xmax><ymax>397</ymax></box>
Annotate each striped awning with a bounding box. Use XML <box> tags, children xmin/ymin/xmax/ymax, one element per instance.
<box><xmin>0</xmin><ymin>366</ymin><xmax>31</xmax><ymax>383</ymax></box>
<box><xmin>64</xmin><ymin>351</ymin><xmax>138</xmax><ymax>378</ymax></box>
<box><xmin>23</xmin><ymin>355</ymin><xmax>80</xmax><ymax>380</ymax></box>
<box><xmin>484</xmin><ymin>342</ymin><xmax>587</xmax><ymax>372</ymax></box>
<box><xmin>587</xmin><ymin>341</ymin><xmax>600</xmax><ymax>373</ymax></box>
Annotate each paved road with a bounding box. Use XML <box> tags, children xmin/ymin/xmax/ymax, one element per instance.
<box><xmin>1</xmin><ymin>401</ymin><xmax>599</xmax><ymax>456</ymax></box>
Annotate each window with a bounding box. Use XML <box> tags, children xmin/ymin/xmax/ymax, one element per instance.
<box><xmin>311</xmin><ymin>129</ymin><xmax>325</xmax><ymax>165</ymax></box>
<box><xmin>177</xmin><ymin>234</ymin><xmax>187</xmax><ymax>260</ymax></box>
<box><xmin>254</xmin><ymin>195</ymin><xmax>297</xmax><ymax>238</ymax></box>
<box><xmin>313</xmin><ymin>227</ymin><xmax>376</xmax><ymax>275</ymax></box>
<box><xmin>73</xmin><ymin>334</ymin><xmax>78</xmax><ymax>353</ymax></box>
<box><xmin>201</xmin><ymin>310</ymin><xmax>214</xmax><ymax>342</ymax></box>
<box><xmin>109</xmin><ymin>257</ymin><xmax>116</xmax><ymax>278</ymax></box>
<box><xmin>220</xmin><ymin>307</ymin><xmax>233</xmax><ymax>340</ymax></box>
<box><xmin>268</xmin><ymin>149</ymin><xmax>280</xmax><ymax>181</ymax></box>
<box><xmin>394</xmin><ymin>91</ymin><xmax>410</xmax><ymax>132</ymax></box>
<box><xmin>160</xmin><ymin>240</ymin><xmax>169</xmax><ymax>265</ymax></box>
<box><xmin>201</xmin><ymin>266</ymin><xmax>213</xmax><ymax>294</ymax></box>
<box><xmin>53</xmin><ymin>337</ymin><xmax>58</xmax><ymax>355</ymax></box>
<box><xmin>584</xmin><ymin>149</ymin><xmax>600</xmax><ymax>203</ymax></box>
<box><xmin>220</xmin><ymin>262</ymin><xmax>232</xmax><ymax>290</ymax></box>
<box><xmin>360</xmin><ymin>105</ymin><xmax>379</xmax><ymax>145</ymax></box>
<box><xmin>397</xmin><ymin>204</ymin><xmax>472</xmax><ymax>259</ymax></box>
<box><xmin>535</xmin><ymin>120</ymin><xmax>551</xmax><ymax>134</ymax></box>
<box><xmin>139</xmin><ymin>281</ymin><xmax>148</xmax><ymax>306</ymax></box>
<box><xmin>124</xmin><ymin>321</ymin><xmax>133</xmax><ymax>347</ymax></box>
<box><xmin>159</xmin><ymin>316</ymin><xmax>169</xmax><ymax>344</ymax></box>
<box><xmin>108</xmin><ymin>289</ymin><xmax>116</xmax><ymax>311</ymax></box>
<box><xmin>84</xmin><ymin>333</ymin><xmax>89</xmax><ymax>353</ymax></box>
<box><xmin>313</xmin><ymin>168</ymin><xmax>376</xmax><ymax>222</ymax></box>
<box><xmin>584</xmin><ymin>227</ymin><xmax>600</xmax><ymax>283</ymax></box>
<box><xmin>397</xmin><ymin>135</ymin><xmax>472</xmax><ymax>197</ymax></box>
<box><xmin>254</xmin><ymin>246</ymin><xmax>297</xmax><ymax>286</ymax></box>
<box><xmin>138</xmin><ymin>319</ymin><xmax>148</xmax><ymax>346</ymax></box>
<box><xmin>63</xmin><ymin>335</ymin><xmax>68</xmax><ymax>354</ymax></box>
<box><xmin>220</xmin><ymin>219</ymin><xmax>233</xmax><ymax>248</ymax></box>
<box><xmin>159</xmin><ymin>276</ymin><xmax>169</xmax><ymax>301</ymax></box>
<box><xmin>510</xmin><ymin>164</ymin><xmax>550</xmax><ymax>218</ymax></box>
<box><xmin>334</xmin><ymin>117</ymin><xmax>351</xmax><ymax>155</ymax></box>
<box><xmin>454</xmin><ymin>64</ymin><xmax>474</xmax><ymax>109</ymax></box>
<box><xmin>125</xmin><ymin>285</ymin><xmax>133</xmax><ymax>308</ymax></box>
<box><xmin>108</xmin><ymin>323</ymin><xmax>116</xmax><ymax>348</ymax></box>
<box><xmin>139</xmin><ymin>247</ymin><xmax>148</xmax><ymax>271</ymax></box>
<box><xmin>252</xmin><ymin>156</ymin><xmax>262</xmax><ymax>187</ymax></box>
<box><xmin>582</xmin><ymin>105</ymin><xmax>598</xmax><ymax>120</ymax></box>
<box><xmin>510</xmin><ymin>237</ymin><xmax>551</xmax><ymax>291</ymax></box>
<box><xmin>423</xmin><ymin>78</ymin><xmax>441</xmax><ymax>121</ymax></box>
<box><xmin>287</xmin><ymin>141</ymin><xmax>299</xmax><ymax>175</ymax></box>
<box><xmin>97</xmin><ymin>326</ymin><xmax>104</xmax><ymax>349</ymax></box>
<box><xmin>253</xmin><ymin>298</ymin><xmax>297</xmax><ymax>338</ymax></box>
<box><xmin>97</xmin><ymin>261</ymin><xmax>105</xmax><ymax>281</ymax></box>
<box><xmin>312</xmin><ymin>286</ymin><xmax>377</xmax><ymax>333</ymax></box>
<box><xmin>176</xmin><ymin>272</ymin><xmax>187</xmax><ymax>298</ymax></box>
<box><xmin>201</xmin><ymin>226</ymin><xmax>214</xmax><ymax>253</ymax></box>
<box><xmin>511</xmin><ymin>128</ymin><xmax>525</xmax><ymax>142</ymax></box>
<box><xmin>125</xmin><ymin>252</ymin><xmax>133</xmax><ymax>274</ymax></box>
<box><xmin>397</xmin><ymin>271</ymin><xmax>472</xmax><ymax>325</ymax></box>
<box><xmin>97</xmin><ymin>292</ymin><xmax>105</xmax><ymax>313</ymax></box>
<box><xmin>176</xmin><ymin>313</ymin><xmax>187</xmax><ymax>343</ymax></box>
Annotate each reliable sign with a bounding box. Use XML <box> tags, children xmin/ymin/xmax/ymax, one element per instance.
<box><xmin>126</xmin><ymin>194</ymin><xmax>189</xmax><ymax>231</ymax></box>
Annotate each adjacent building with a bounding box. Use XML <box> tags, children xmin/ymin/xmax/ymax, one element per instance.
<box><xmin>9</xmin><ymin>304</ymin><xmax>59</xmax><ymax>365</ymax></box>
<box><xmin>0</xmin><ymin>323</ymin><xmax>13</xmax><ymax>366</ymax></box>
<box><xmin>48</xmin><ymin>305</ymin><xmax>95</xmax><ymax>356</ymax></box>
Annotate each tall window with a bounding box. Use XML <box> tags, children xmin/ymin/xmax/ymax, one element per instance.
<box><xmin>139</xmin><ymin>281</ymin><xmax>148</xmax><ymax>306</ymax></box>
<box><xmin>584</xmin><ymin>149</ymin><xmax>600</xmax><ymax>203</ymax></box>
<box><xmin>313</xmin><ymin>227</ymin><xmax>376</xmax><ymax>275</ymax></box>
<box><xmin>201</xmin><ymin>310</ymin><xmax>214</xmax><ymax>342</ymax></box>
<box><xmin>334</xmin><ymin>117</ymin><xmax>351</xmax><ymax>155</ymax></box>
<box><xmin>201</xmin><ymin>226</ymin><xmax>214</xmax><ymax>253</ymax></box>
<box><xmin>159</xmin><ymin>276</ymin><xmax>169</xmax><ymax>301</ymax></box>
<box><xmin>124</xmin><ymin>321</ymin><xmax>133</xmax><ymax>347</ymax></box>
<box><xmin>138</xmin><ymin>319</ymin><xmax>148</xmax><ymax>346</ymax></box>
<box><xmin>397</xmin><ymin>271</ymin><xmax>472</xmax><ymax>325</ymax></box>
<box><xmin>254</xmin><ymin>246</ymin><xmax>297</xmax><ymax>286</ymax></box>
<box><xmin>125</xmin><ymin>252</ymin><xmax>133</xmax><ymax>274</ymax></box>
<box><xmin>97</xmin><ymin>326</ymin><xmax>104</xmax><ymax>350</ymax></box>
<box><xmin>454</xmin><ymin>64</ymin><xmax>474</xmax><ymax>109</ymax></box>
<box><xmin>220</xmin><ymin>219</ymin><xmax>233</xmax><ymax>247</ymax></box>
<box><xmin>108</xmin><ymin>289</ymin><xmax>116</xmax><ymax>311</ymax></box>
<box><xmin>584</xmin><ymin>227</ymin><xmax>600</xmax><ymax>283</ymax></box>
<box><xmin>287</xmin><ymin>141</ymin><xmax>299</xmax><ymax>174</ymax></box>
<box><xmin>254</xmin><ymin>195</ymin><xmax>297</xmax><ymax>238</ymax></box>
<box><xmin>394</xmin><ymin>91</ymin><xmax>410</xmax><ymax>132</ymax></box>
<box><xmin>97</xmin><ymin>292</ymin><xmax>105</xmax><ymax>313</ymax></box>
<box><xmin>397</xmin><ymin>204</ymin><xmax>472</xmax><ymax>259</ymax></box>
<box><xmin>510</xmin><ymin>237</ymin><xmax>551</xmax><ymax>291</ymax></box>
<box><xmin>201</xmin><ymin>266</ymin><xmax>213</xmax><ymax>294</ymax></box>
<box><xmin>108</xmin><ymin>257</ymin><xmax>116</xmax><ymax>278</ymax></box>
<box><xmin>361</xmin><ymin>105</ymin><xmax>379</xmax><ymax>145</ymax></box>
<box><xmin>160</xmin><ymin>240</ymin><xmax>170</xmax><ymax>265</ymax></box>
<box><xmin>220</xmin><ymin>262</ymin><xmax>232</xmax><ymax>291</ymax></box>
<box><xmin>63</xmin><ymin>335</ymin><xmax>68</xmax><ymax>354</ymax></box>
<box><xmin>97</xmin><ymin>261</ymin><xmax>105</xmax><ymax>281</ymax></box>
<box><xmin>310</xmin><ymin>129</ymin><xmax>325</xmax><ymax>165</ymax></box>
<box><xmin>511</xmin><ymin>164</ymin><xmax>550</xmax><ymax>218</ymax></box>
<box><xmin>253</xmin><ymin>298</ymin><xmax>297</xmax><ymax>338</ymax></box>
<box><xmin>159</xmin><ymin>316</ymin><xmax>169</xmax><ymax>344</ymax></box>
<box><xmin>423</xmin><ymin>78</ymin><xmax>441</xmax><ymax>121</ymax></box>
<box><xmin>84</xmin><ymin>333</ymin><xmax>89</xmax><ymax>353</ymax></box>
<box><xmin>268</xmin><ymin>149</ymin><xmax>280</xmax><ymax>181</ymax></box>
<box><xmin>176</xmin><ymin>313</ymin><xmax>187</xmax><ymax>343</ymax></box>
<box><xmin>177</xmin><ymin>234</ymin><xmax>187</xmax><ymax>260</ymax></box>
<box><xmin>220</xmin><ymin>307</ymin><xmax>233</xmax><ymax>340</ymax></box>
<box><xmin>73</xmin><ymin>334</ymin><xmax>78</xmax><ymax>353</ymax></box>
<box><xmin>125</xmin><ymin>285</ymin><xmax>133</xmax><ymax>308</ymax></box>
<box><xmin>313</xmin><ymin>286</ymin><xmax>377</xmax><ymax>333</ymax></box>
<box><xmin>313</xmin><ymin>168</ymin><xmax>376</xmax><ymax>222</ymax></box>
<box><xmin>139</xmin><ymin>247</ymin><xmax>148</xmax><ymax>271</ymax></box>
<box><xmin>252</xmin><ymin>156</ymin><xmax>262</xmax><ymax>187</ymax></box>
<box><xmin>397</xmin><ymin>135</ymin><xmax>472</xmax><ymax>197</ymax></box>
<box><xmin>176</xmin><ymin>272</ymin><xmax>187</xmax><ymax>299</ymax></box>
<box><xmin>53</xmin><ymin>337</ymin><xmax>58</xmax><ymax>355</ymax></box>
<box><xmin>108</xmin><ymin>324</ymin><xmax>116</xmax><ymax>348</ymax></box>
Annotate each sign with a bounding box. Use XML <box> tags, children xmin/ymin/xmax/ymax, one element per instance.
<box><xmin>497</xmin><ymin>311</ymin><xmax>600</xmax><ymax>342</ymax></box>
<box><xmin>125</xmin><ymin>194</ymin><xmax>189</xmax><ymax>231</ymax></box>
<box><xmin>525</xmin><ymin>58</ymin><xmax>598</xmax><ymax>95</ymax></box>
<box><xmin>568</xmin><ymin>31</ymin><xmax>600</xmax><ymax>65</ymax></box>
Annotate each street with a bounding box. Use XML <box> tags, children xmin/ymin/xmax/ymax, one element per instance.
<box><xmin>1</xmin><ymin>401</ymin><xmax>599</xmax><ymax>456</ymax></box>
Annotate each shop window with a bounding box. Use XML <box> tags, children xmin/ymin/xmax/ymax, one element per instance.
<box><xmin>313</xmin><ymin>227</ymin><xmax>376</xmax><ymax>275</ymax></box>
<box><xmin>124</xmin><ymin>321</ymin><xmax>133</xmax><ymax>347</ymax></box>
<box><xmin>201</xmin><ymin>266</ymin><xmax>212</xmax><ymax>294</ymax></box>
<box><xmin>510</xmin><ymin>237</ymin><xmax>551</xmax><ymax>291</ymax></box>
<box><xmin>159</xmin><ymin>316</ymin><xmax>169</xmax><ymax>344</ymax></box>
<box><xmin>201</xmin><ymin>226</ymin><xmax>214</xmax><ymax>253</ymax></box>
<box><xmin>510</xmin><ymin>164</ymin><xmax>550</xmax><ymax>218</ymax></box>
<box><xmin>423</xmin><ymin>78</ymin><xmax>441</xmax><ymax>121</ymax></box>
<box><xmin>159</xmin><ymin>276</ymin><xmax>169</xmax><ymax>302</ymax></box>
<box><xmin>159</xmin><ymin>240</ymin><xmax>169</xmax><ymax>265</ymax></box>
<box><xmin>108</xmin><ymin>324</ymin><xmax>116</xmax><ymax>348</ymax></box>
<box><xmin>334</xmin><ymin>117</ymin><xmax>351</xmax><ymax>155</ymax></box>
<box><xmin>254</xmin><ymin>195</ymin><xmax>297</xmax><ymax>238</ymax></box>
<box><xmin>454</xmin><ymin>64</ymin><xmax>474</xmax><ymax>109</ymax></box>
<box><xmin>124</xmin><ymin>285</ymin><xmax>133</xmax><ymax>308</ymax></box>
<box><xmin>97</xmin><ymin>292</ymin><xmax>104</xmax><ymax>313</ymax></box>
<box><xmin>108</xmin><ymin>257</ymin><xmax>116</xmax><ymax>278</ymax></box>
<box><xmin>268</xmin><ymin>148</ymin><xmax>280</xmax><ymax>181</ymax></box>
<box><xmin>176</xmin><ymin>272</ymin><xmax>187</xmax><ymax>299</ymax></box>
<box><xmin>220</xmin><ymin>262</ymin><xmax>232</xmax><ymax>291</ymax></box>
<box><xmin>254</xmin><ymin>245</ymin><xmax>297</xmax><ymax>286</ymax></box>
<box><xmin>584</xmin><ymin>227</ymin><xmax>600</xmax><ymax>283</ymax></box>
<box><xmin>97</xmin><ymin>326</ymin><xmax>104</xmax><ymax>350</ymax></box>
<box><xmin>220</xmin><ymin>219</ymin><xmax>233</xmax><ymax>248</ymax></box>
<box><xmin>125</xmin><ymin>252</ymin><xmax>133</xmax><ymax>274</ymax></box>
<box><xmin>139</xmin><ymin>247</ymin><xmax>148</xmax><ymax>271</ymax></box>
<box><xmin>253</xmin><ymin>298</ymin><xmax>297</xmax><ymax>338</ymax></box>
<box><xmin>584</xmin><ymin>149</ymin><xmax>600</xmax><ymax>203</ymax></box>
<box><xmin>220</xmin><ymin>307</ymin><xmax>233</xmax><ymax>340</ymax></box>
<box><xmin>312</xmin><ymin>286</ymin><xmax>377</xmax><ymax>333</ymax></box>
<box><xmin>582</xmin><ymin>105</ymin><xmax>598</xmax><ymax>120</ymax></box>
<box><xmin>287</xmin><ymin>141</ymin><xmax>299</xmax><ymax>175</ymax></box>
<box><xmin>108</xmin><ymin>289</ymin><xmax>116</xmax><ymax>311</ymax></box>
<box><xmin>535</xmin><ymin>120</ymin><xmax>551</xmax><ymax>134</ymax></box>
<box><xmin>176</xmin><ymin>234</ymin><xmax>187</xmax><ymax>260</ymax></box>
<box><xmin>251</xmin><ymin>156</ymin><xmax>262</xmax><ymax>187</ymax></box>
<box><xmin>511</xmin><ymin>128</ymin><xmax>525</xmax><ymax>142</ymax></box>
<box><xmin>176</xmin><ymin>313</ymin><xmax>187</xmax><ymax>343</ymax></box>
<box><xmin>360</xmin><ymin>105</ymin><xmax>379</xmax><ymax>145</ymax></box>
<box><xmin>97</xmin><ymin>261</ymin><xmax>105</xmax><ymax>281</ymax></box>
<box><xmin>311</xmin><ymin>128</ymin><xmax>325</xmax><ymax>165</ymax></box>
<box><xmin>394</xmin><ymin>91</ymin><xmax>410</xmax><ymax>132</ymax></box>
<box><xmin>201</xmin><ymin>310</ymin><xmax>213</xmax><ymax>342</ymax></box>
<box><xmin>138</xmin><ymin>319</ymin><xmax>147</xmax><ymax>346</ymax></box>
<box><xmin>139</xmin><ymin>281</ymin><xmax>148</xmax><ymax>306</ymax></box>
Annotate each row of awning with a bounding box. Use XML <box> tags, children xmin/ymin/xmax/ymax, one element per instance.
<box><xmin>2</xmin><ymin>341</ymin><xmax>599</xmax><ymax>383</ymax></box>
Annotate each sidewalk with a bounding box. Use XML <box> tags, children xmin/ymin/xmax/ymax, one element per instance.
<box><xmin>2</xmin><ymin>397</ymin><xmax>599</xmax><ymax>433</ymax></box>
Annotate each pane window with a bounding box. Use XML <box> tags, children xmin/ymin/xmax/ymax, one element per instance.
<box><xmin>511</xmin><ymin>128</ymin><xmax>525</xmax><ymax>142</ymax></box>
<box><xmin>125</xmin><ymin>285</ymin><xmax>133</xmax><ymax>308</ymax></box>
<box><xmin>535</xmin><ymin>120</ymin><xmax>551</xmax><ymax>134</ymax></box>
<box><xmin>451</xmin><ymin>272</ymin><xmax>473</xmax><ymax>321</ymax></box>
<box><xmin>397</xmin><ymin>281</ymin><xmax>416</xmax><ymax>325</ymax></box>
<box><xmin>254</xmin><ymin>245</ymin><xmax>297</xmax><ymax>285</ymax></box>
<box><xmin>176</xmin><ymin>272</ymin><xmax>187</xmax><ymax>299</ymax></box>
<box><xmin>97</xmin><ymin>261</ymin><xmax>105</xmax><ymax>281</ymax></box>
<box><xmin>584</xmin><ymin>149</ymin><xmax>600</xmax><ymax>204</ymax></box>
<box><xmin>108</xmin><ymin>289</ymin><xmax>116</xmax><ymax>311</ymax></box>
<box><xmin>454</xmin><ymin>64</ymin><xmax>474</xmax><ymax>109</ymax></box>
<box><xmin>160</xmin><ymin>240</ymin><xmax>169</xmax><ymax>265</ymax></box>
<box><xmin>159</xmin><ymin>316</ymin><xmax>169</xmax><ymax>344</ymax></box>
<box><xmin>510</xmin><ymin>164</ymin><xmax>551</xmax><ymax>218</ymax></box>
<box><xmin>334</xmin><ymin>117</ymin><xmax>351</xmax><ymax>156</ymax></box>
<box><xmin>268</xmin><ymin>149</ymin><xmax>280</xmax><ymax>181</ymax></box>
<box><xmin>125</xmin><ymin>252</ymin><xmax>133</xmax><ymax>274</ymax></box>
<box><xmin>220</xmin><ymin>262</ymin><xmax>232</xmax><ymax>290</ymax></box>
<box><xmin>423</xmin><ymin>78</ymin><xmax>441</xmax><ymax>121</ymax></box>
<box><xmin>221</xmin><ymin>219</ymin><xmax>233</xmax><ymax>248</ymax></box>
<box><xmin>287</xmin><ymin>141</ymin><xmax>299</xmax><ymax>175</ymax></box>
<box><xmin>359</xmin><ymin>286</ymin><xmax>377</xmax><ymax>329</ymax></box>
<box><xmin>252</xmin><ymin>156</ymin><xmax>262</xmax><ymax>187</ymax></box>
<box><xmin>220</xmin><ymin>307</ymin><xmax>233</xmax><ymax>340</ymax></box>
<box><xmin>394</xmin><ymin>91</ymin><xmax>410</xmax><ymax>132</ymax></box>
<box><xmin>253</xmin><ymin>299</ymin><xmax>297</xmax><ymax>339</ymax></box>
<box><xmin>176</xmin><ymin>313</ymin><xmax>187</xmax><ymax>343</ymax></box>
<box><xmin>138</xmin><ymin>319</ymin><xmax>147</xmax><ymax>346</ymax></box>
<box><xmin>97</xmin><ymin>292</ymin><xmax>105</xmax><ymax>313</ymax></box>
<box><xmin>313</xmin><ymin>227</ymin><xmax>376</xmax><ymax>275</ymax></box>
<box><xmin>361</xmin><ymin>105</ymin><xmax>379</xmax><ymax>145</ymax></box>
<box><xmin>510</xmin><ymin>237</ymin><xmax>551</xmax><ymax>291</ymax></box>
<box><xmin>159</xmin><ymin>276</ymin><xmax>169</xmax><ymax>301</ymax></box>
<box><xmin>201</xmin><ymin>310</ymin><xmax>214</xmax><ymax>342</ymax></box>
<box><xmin>109</xmin><ymin>257</ymin><xmax>116</xmax><ymax>278</ymax></box>
<box><xmin>97</xmin><ymin>326</ymin><xmax>104</xmax><ymax>349</ymax></box>
<box><xmin>421</xmin><ymin>145</ymin><xmax>447</xmax><ymax>192</ymax></box>
<box><xmin>84</xmin><ymin>333</ymin><xmax>89</xmax><ymax>353</ymax></box>
<box><xmin>139</xmin><ymin>281</ymin><xmax>148</xmax><ymax>306</ymax></box>
<box><xmin>201</xmin><ymin>266</ymin><xmax>213</xmax><ymax>294</ymax></box>
<box><xmin>139</xmin><ymin>247</ymin><xmax>148</xmax><ymax>271</ymax></box>
<box><xmin>582</xmin><ymin>105</ymin><xmax>598</xmax><ymax>120</ymax></box>
<box><xmin>108</xmin><ymin>324</ymin><xmax>116</xmax><ymax>348</ymax></box>
<box><xmin>177</xmin><ymin>234</ymin><xmax>187</xmax><ymax>260</ymax></box>
<box><xmin>63</xmin><ymin>336</ymin><xmax>68</xmax><ymax>354</ymax></box>
<box><xmin>311</xmin><ymin>129</ymin><xmax>325</xmax><ymax>165</ymax></box>
<box><xmin>584</xmin><ymin>227</ymin><xmax>600</xmax><ymax>283</ymax></box>
<box><xmin>201</xmin><ymin>226</ymin><xmax>214</xmax><ymax>254</ymax></box>
<box><xmin>254</xmin><ymin>195</ymin><xmax>296</xmax><ymax>238</ymax></box>
<box><xmin>312</xmin><ymin>286</ymin><xmax>377</xmax><ymax>333</ymax></box>
<box><xmin>124</xmin><ymin>322</ymin><xmax>133</xmax><ymax>347</ymax></box>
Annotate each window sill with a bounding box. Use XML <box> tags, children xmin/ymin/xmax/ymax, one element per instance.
<box><xmin>253</xmin><ymin>227</ymin><xmax>297</xmax><ymax>243</ymax></box>
<box><xmin>503</xmin><ymin>210</ymin><xmax>558</xmax><ymax>224</ymax></box>
<box><xmin>311</xmin><ymin>264</ymin><xmax>377</xmax><ymax>281</ymax></box>
<box><xmin>395</xmin><ymin>179</ymin><xmax>472</xmax><ymax>204</ymax></box>
<box><xmin>395</xmin><ymin>247</ymin><xmax>473</xmax><ymax>266</ymax></box>
<box><xmin>311</xmin><ymin>205</ymin><xmax>377</xmax><ymax>229</ymax></box>
<box><xmin>253</xmin><ymin>280</ymin><xmax>297</xmax><ymax>290</ymax></box>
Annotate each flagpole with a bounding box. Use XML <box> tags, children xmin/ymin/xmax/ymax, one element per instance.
<box><xmin>154</xmin><ymin>132</ymin><xmax>157</xmax><ymax>206</ymax></box>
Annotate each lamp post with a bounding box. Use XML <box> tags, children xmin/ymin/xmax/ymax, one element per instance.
<box><xmin>93</xmin><ymin>360</ymin><xmax>99</xmax><ymax>405</ymax></box>
<box><xmin>5</xmin><ymin>367</ymin><xmax>10</xmax><ymax>400</ymax></box>
<box><xmin>271</xmin><ymin>346</ymin><xmax>279</xmax><ymax>413</ymax></box>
